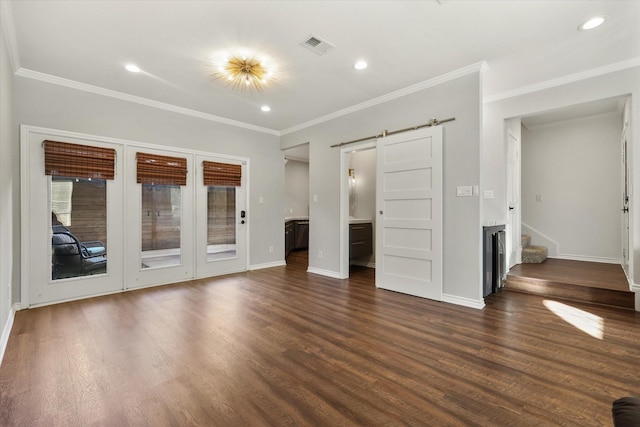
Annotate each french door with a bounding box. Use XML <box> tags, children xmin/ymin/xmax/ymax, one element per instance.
<box><xmin>22</xmin><ymin>127</ymin><xmax>249</xmax><ymax>307</ymax></box>
<box><xmin>195</xmin><ymin>155</ymin><xmax>247</xmax><ymax>277</ymax></box>
<box><xmin>22</xmin><ymin>128</ymin><xmax>124</xmax><ymax>306</ymax></box>
<box><xmin>124</xmin><ymin>146</ymin><xmax>194</xmax><ymax>290</ymax></box>
<box><xmin>375</xmin><ymin>126</ymin><xmax>443</xmax><ymax>300</ymax></box>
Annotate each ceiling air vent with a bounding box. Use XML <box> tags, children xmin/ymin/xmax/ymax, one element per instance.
<box><xmin>301</xmin><ymin>34</ymin><xmax>335</xmax><ymax>55</ymax></box>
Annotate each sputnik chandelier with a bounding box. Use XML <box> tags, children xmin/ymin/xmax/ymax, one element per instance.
<box><xmin>214</xmin><ymin>53</ymin><xmax>276</xmax><ymax>92</ymax></box>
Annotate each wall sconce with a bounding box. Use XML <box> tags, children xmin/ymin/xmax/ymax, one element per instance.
<box><xmin>348</xmin><ymin>168</ymin><xmax>355</xmax><ymax>183</ymax></box>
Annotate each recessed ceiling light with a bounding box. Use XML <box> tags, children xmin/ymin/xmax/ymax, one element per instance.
<box><xmin>125</xmin><ymin>64</ymin><xmax>141</xmax><ymax>73</ymax></box>
<box><xmin>354</xmin><ymin>60</ymin><xmax>368</xmax><ymax>70</ymax></box>
<box><xmin>579</xmin><ymin>16</ymin><xmax>606</xmax><ymax>31</ymax></box>
<box><xmin>261</xmin><ymin>105</ymin><xmax>271</xmax><ymax>112</ymax></box>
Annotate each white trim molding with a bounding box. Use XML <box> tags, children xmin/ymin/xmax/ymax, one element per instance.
<box><xmin>307</xmin><ymin>267</ymin><xmax>344</xmax><ymax>279</ymax></box>
<box><xmin>281</xmin><ymin>61</ymin><xmax>488</xmax><ymax>135</ymax></box>
<box><xmin>0</xmin><ymin>304</ymin><xmax>16</xmax><ymax>366</ymax></box>
<box><xmin>15</xmin><ymin>68</ymin><xmax>280</xmax><ymax>136</ymax></box>
<box><xmin>249</xmin><ymin>261</ymin><xmax>286</xmax><ymax>270</ymax></box>
<box><xmin>442</xmin><ymin>294</ymin><xmax>486</xmax><ymax>310</ymax></box>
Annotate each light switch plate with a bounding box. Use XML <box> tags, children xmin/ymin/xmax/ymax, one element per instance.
<box><xmin>456</xmin><ymin>186</ymin><xmax>473</xmax><ymax>197</ymax></box>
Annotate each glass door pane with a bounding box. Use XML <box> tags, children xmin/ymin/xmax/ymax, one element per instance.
<box><xmin>207</xmin><ymin>186</ymin><xmax>237</xmax><ymax>261</ymax></box>
<box><xmin>51</xmin><ymin>177</ymin><xmax>107</xmax><ymax>280</ymax></box>
<box><xmin>140</xmin><ymin>184</ymin><xmax>181</xmax><ymax>269</ymax></box>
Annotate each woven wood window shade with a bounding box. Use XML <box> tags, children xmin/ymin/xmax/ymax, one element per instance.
<box><xmin>136</xmin><ymin>152</ymin><xmax>187</xmax><ymax>186</ymax></box>
<box><xmin>203</xmin><ymin>161</ymin><xmax>242</xmax><ymax>187</ymax></box>
<box><xmin>44</xmin><ymin>140</ymin><xmax>116</xmax><ymax>180</ymax></box>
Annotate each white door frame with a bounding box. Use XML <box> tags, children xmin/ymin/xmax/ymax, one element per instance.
<box><xmin>340</xmin><ymin>141</ymin><xmax>376</xmax><ymax>279</ymax></box>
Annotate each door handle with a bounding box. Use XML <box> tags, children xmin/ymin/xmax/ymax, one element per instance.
<box><xmin>509</xmin><ymin>206</ymin><xmax>515</xmax><ymax>211</ymax></box>
<box><xmin>622</xmin><ymin>207</ymin><xmax>629</xmax><ymax>213</ymax></box>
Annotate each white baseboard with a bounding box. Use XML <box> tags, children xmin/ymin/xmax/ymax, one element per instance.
<box><xmin>0</xmin><ymin>304</ymin><xmax>17</xmax><ymax>366</ymax></box>
<box><xmin>307</xmin><ymin>267</ymin><xmax>343</xmax><ymax>279</ymax></box>
<box><xmin>442</xmin><ymin>293</ymin><xmax>486</xmax><ymax>310</ymax></box>
<box><xmin>249</xmin><ymin>260</ymin><xmax>286</xmax><ymax>270</ymax></box>
<box><xmin>551</xmin><ymin>254</ymin><xmax>621</xmax><ymax>264</ymax></box>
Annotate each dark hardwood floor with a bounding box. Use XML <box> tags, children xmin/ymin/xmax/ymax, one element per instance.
<box><xmin>2</xmin><ymin>250</ymin><xmax>640</xmax><ymax>426</ymax></box>
<box><xmin>507</xmin><ymin>259</ymin><xmax>635</xmax><ymax>309</ymax></box>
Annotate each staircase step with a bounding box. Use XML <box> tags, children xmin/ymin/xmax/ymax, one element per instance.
<box><xmin>522</xmin><ymin>245</ymin><xmax>547</xmax><ymax>263</ymax></box>
<box><xmin>505</xmin><ymin>275</ymin><xmax>635</xmax><ymax>309</ymax></box>
<box><xmin>521</xmin><ymin>234</ymin><xmax>532</xmax><ymax>248</ymax></box>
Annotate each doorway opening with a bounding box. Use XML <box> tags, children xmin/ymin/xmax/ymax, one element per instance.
<box><xmin>505</xmin><ymin>95</ymin><xmax>633</xmax><ymax>307</ymax></box>
<box><xmin>283</xmin><ymin>143</ymin><xmax>310</xmax><ymax>264</ymax></box>
<box><xmin>340</xmin><ymin>142</ymin><xmax>376</xmax><ymax>279</ymax></box>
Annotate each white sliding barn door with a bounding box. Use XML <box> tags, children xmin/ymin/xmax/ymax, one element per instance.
<box><xmin>375</xmin><ymin>126</ymin><xmax>443</xmax><ymax>300</ymax></box>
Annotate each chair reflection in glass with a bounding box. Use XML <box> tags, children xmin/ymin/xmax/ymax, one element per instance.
<box><xmin>51</xmin><ymin>212</ymin><xmax>107</xmax><ymax>280</ymax></box>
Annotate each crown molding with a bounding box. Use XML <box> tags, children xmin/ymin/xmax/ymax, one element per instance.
<box><xmin>484</xmin><ymin>57</ymin><xmax>640</xmax><ymax>104</ymax></box>
<box><xmin>0</xmin><ymin>0</ymin><xmax>21</xmax><ymax>73</ymax></box>
<box><xmin>15</xmin><ymin>68</ymin><xmax>280</xmax><ymax>136</ymax></box>
<box><xmin>280</xmin><ymin>61</ymin><xmax>488</xmax><ymax>135</ymax></box>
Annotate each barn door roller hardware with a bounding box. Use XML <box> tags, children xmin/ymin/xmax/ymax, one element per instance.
<box><xmin>330</xmin><ymin>117</ymin><xmax>455</xmax><ymax>148</ymax></box>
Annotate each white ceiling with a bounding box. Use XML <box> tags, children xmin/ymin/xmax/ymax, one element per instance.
<box><xmin>521</xmin><ymin>96</ymin><xmax>626</xmax><ymax>129</ymax></box>
<box><xmin>6</xmin><ymin>1</ymin><xmax>640</xmax><ymax>133</ymax></box>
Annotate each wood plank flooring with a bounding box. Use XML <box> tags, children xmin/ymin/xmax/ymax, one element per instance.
<box><xmin>508</xmin><ymin>259</ymin><xmax>629</xmax><ymax>291</ymax></box>
<box><xmin>507</xmin><ymin>259</ymin><xmax>635</xmax><ymax>309</ymax></box>
<box><xmin>2</xmin><ymin>250</ymin><xmax>640</xmax><ymax>426</ymax></box>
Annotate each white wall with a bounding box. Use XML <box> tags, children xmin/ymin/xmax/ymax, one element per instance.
<box><xmin>12</xmin><ymin>76</ymin><xmax>286</xmax><ymax>304</ymax></box>
<box><xmin>282</xmin><ymin>69</ymin><xmax>484</xmax><ymax>305</ymax></box>
<box><xmin>521</xmin><ymin>113</ymin><xmax>622</xmax><ymax>262</ymax></box>
<box><xmin>483</xmin><ymin>65</ymin><xmax>640</xmax><ymax>296</ymax></box>
<box><xmin>284</xmin><ymin>159</ymin><xmax>309</xmax><ymax>217</ymax></box>
<box><xmin>0</xmin><ymin>8</ymin><xmax>15</xmax><ymax>361</ymax></box>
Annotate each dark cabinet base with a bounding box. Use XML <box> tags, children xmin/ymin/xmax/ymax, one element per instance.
<box><xmin>349</xmin><ymin>223</ymin><xmax>373</xmax><ymax>259</ymax></box>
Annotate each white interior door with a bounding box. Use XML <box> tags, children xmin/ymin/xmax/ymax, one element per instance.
<box><xmin>507</xmin><ymin>129</ymin><xmax>521</xmax><ymax>268</ymax></box>
<box><xmin>375</xmin><ymin>126</ymin><xmax>442</xmax><ymax>300</ymax></box>
<box><xmin>621</xmin><ymin>130</ymin><xmax>630</xmax><ymax>275</ymax></box>
<box><xmin>195</xmin><ymin>155</ymin><xmax>247</xmax><ymax>278</ymax></box>
<box><xmin>22</xmin><ymin>129</ymin><xmax>124</xmax><ymax>307</ymax></box>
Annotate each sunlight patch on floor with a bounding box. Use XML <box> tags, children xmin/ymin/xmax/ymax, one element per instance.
<box><xmin>543</xmin><ymin>299</ymin><xmax>604</xmax><ymax>339</ymax></box>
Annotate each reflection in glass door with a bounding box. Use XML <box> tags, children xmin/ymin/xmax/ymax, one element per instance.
<box><xmin>207</xmin><ymin>186</ymin><xmax>237</xmax><ymax>261</ymax></box>
<box><xmin>141</xmin><ymin>184</ymin><xmax>182</xmax><ymax>269</ymax></box>
<box><xmin>51</xmin><ymin>177</ymin><xmax>107</xmax><ymax>280</ymax></box>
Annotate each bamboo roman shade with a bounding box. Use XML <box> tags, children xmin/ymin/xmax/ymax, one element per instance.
<box><xmin>136</xmin><ymin>152</ymin><xmax>187</xmax><ymax>186</ymax></box>
<box><xmin>202</xmin><ymin>161</ymin><xmax>242</xmax><ymax>187</ymax></box>
<box><xmin>43</xmin><ymin>140</ymin><xmax>116</xmax><ymax>180</ymax></box>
